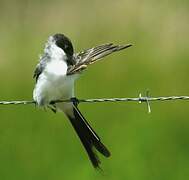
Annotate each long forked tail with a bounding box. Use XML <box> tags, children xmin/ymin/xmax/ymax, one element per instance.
<box><xmin>66</xmin><ymin>103</ymin><xmax>110</xmax><ymax>168</ymax></box>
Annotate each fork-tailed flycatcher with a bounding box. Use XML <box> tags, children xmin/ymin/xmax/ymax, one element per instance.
<box><xmin>33</xmin><ymin>33</ymin><xmax>132</xmax><ymax>168</ymax></box>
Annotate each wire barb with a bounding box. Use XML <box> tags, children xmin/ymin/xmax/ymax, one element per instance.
<box><xmin>145</xmin><ymin>90</ymin><xmax>151</xmax><ymax>114</ymax></box>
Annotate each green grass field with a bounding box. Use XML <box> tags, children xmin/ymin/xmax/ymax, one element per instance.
<box><xmin>0</xmin><ymin>0</ymin><xmax>189</xmax><ymax>179</ymax></box>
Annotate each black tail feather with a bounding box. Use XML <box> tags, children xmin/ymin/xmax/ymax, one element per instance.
<box><xmin>66</xmin><ymin>104</ymin><xmax>110</xmax><ymax>168</ymax></box>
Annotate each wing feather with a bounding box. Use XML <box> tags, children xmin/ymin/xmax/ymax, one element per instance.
<box><xmin>67</xmin><ymin>43</ymin><xmax>132</xmax><ymax>75</ymax></box>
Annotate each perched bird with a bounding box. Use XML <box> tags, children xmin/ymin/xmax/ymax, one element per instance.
<box><xmin>33</xmin><ymin>33</ymin><xmax>132</xmax><ymax>168</ymax></box>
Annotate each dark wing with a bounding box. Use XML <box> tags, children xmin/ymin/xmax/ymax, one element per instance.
<box><xmin>33</xmin><ymin>64</ymin><xmax>43</xmax><ymax>82</ymax></box>
<box><xmin>33</xmin><ymin>54</ymin><xmax>49</xmax><ymax>82</ymax></box>
<box><xmin>67</xmin><ymin>43</ymin><xmax>132</xmax><ymax>75</ymax></box>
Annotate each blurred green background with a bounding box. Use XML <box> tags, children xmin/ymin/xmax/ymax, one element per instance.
<box><xmin>0</xmin><ymin>0</ymin><xmax>189</xmax><ymax>179</ymax></box>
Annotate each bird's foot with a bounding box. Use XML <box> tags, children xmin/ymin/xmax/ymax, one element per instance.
<box><xmin>70</xmin><ymin>97</ymin><xmax>80</xmax><ymax>106</ymax></box>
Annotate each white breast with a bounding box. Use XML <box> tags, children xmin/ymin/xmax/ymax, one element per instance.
<box><xmin>45</xmin><ymin>59</ymin><xmax>67</xmax><ymax>76</ymax></box>
<box><xmin>33</xmin><ymin>59</ymin><xmax>78</xmax><ymax>106</ymax></box>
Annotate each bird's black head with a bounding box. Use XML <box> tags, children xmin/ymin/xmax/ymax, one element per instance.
<box><xmin>53</xmin><ymin>33</ymin><xmax>74</xmax><ymax>57</ymax></box>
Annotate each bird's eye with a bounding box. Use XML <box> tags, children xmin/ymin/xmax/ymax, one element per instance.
<box><xmin>64</xmin><ymin>44</ymin><xmax>68</xmax><ymax>49</ymax></box>
<box><xmin>64</xmin><ymin>44</ymin><xmax>73</xmax><ymax>57</ymax></box>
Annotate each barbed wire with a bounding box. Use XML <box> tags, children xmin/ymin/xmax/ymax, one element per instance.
<box><xmin>0</xmin><ymin>94</ymin><xmax>189</xmax><ymax>113</ymax></box>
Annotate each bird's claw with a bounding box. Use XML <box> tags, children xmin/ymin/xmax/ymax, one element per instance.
<box><xmin>70</xmin><ymin>97</ymin><xmax>80</xmax><ymax>106</ymax></box>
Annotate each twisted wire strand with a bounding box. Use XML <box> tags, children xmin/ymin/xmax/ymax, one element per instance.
<box><xmin>0</xmin><ymin>96</ymin><xmax>189</xmax><ymax>105</ymax></box>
